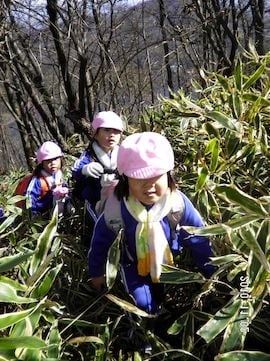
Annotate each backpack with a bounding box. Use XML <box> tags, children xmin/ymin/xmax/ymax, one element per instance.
<box><xmin>15</xmin><ymin>174</ymin><xmax>50</xmax><ymax>208</ymax></box>
<box><xmin>104</xmin><ymin>190</ymin><xmax>185</xmax><ymax>235</ymax></box>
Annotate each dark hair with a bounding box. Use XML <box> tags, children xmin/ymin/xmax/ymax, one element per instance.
<box><xmin>32</xmin><ymin>163</ymin><xmax>43</xmax><ymax>176</ymax></box>
<box><xmin>114</xmin><ymin>172</ymin><xmax>176</xmax><ymax>200</ymax></box>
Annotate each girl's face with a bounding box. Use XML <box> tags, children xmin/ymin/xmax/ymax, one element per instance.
<box><xmin>95</xmin><ymin>128</ymin><xmax>122</xmax><ymax>152</ymax></box>
<box><xmin>128</xmin><ymin>173</ymin><xmax>168</xmax><ymax>205</ymax></box>
<box><xmin>43</xmin><ymin>157</ymin><xmax>62</xmax><ymax>174</ymax></box>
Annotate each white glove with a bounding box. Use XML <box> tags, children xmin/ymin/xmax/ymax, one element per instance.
<box><xmin>82</xmin><ymin>162</ymin><xmax>104</xmax><ymax>178</ymax></box>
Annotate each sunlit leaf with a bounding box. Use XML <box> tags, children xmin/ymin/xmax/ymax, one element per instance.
<box><xmin>106</xmin><ymin>229</ymin><xmax>122</xmax><ymax>289</ymax></box>
<box><xmin>0</xmin><ymin>282</ymin><xmax>37</xmax><ymax>304</ymax></box>
<box><xmin>234</xmin><ymin>58</ymin><xmax>242</xmax><ymax>90</ymax></box>
<box><xmin>31</xmin><ymin>263</ymin><xmax>62</xmax><ymax>298</ymax></box>
<box><xmin>30</xmin><ymin>208</ymin><xmax>58</xmax><ymax>275</ymax></box>
<box><xmin>239</xmin><ymin>228</ymin><xmax>270</xmax><ymax>272</ymax></box>
<box><xmin>210</xmin><ymin>254</ymin><xmax>244</xmax><ymax>267</ymax></box>
<box><xmin>206</xmin><ymin>111</ymin><xmax>239</xmax><ymax>132</ymax></box>
<box><xmin>0</xmin><ymin>309</ymin><xmax>34</xmax><ymax>331</ymax></box>
<box><xmin>215</xmin><ymin>351</ymin><xmax>270</xmax><ymax>361</ymax></box>
<box><xmin>0</xmin><ymin>276</ymin><xmax>27</xmax><ymax>292</ymax></box>
<box><xmin>0</xmin><ymin>214</ymin><xmax>18</xmax><ymax>234</ymax></box>
<box><xmin>68</xmin><ymin>336</ymin><xmax>104</xmax><ymax>344</ymax></box>
<box><xmin>197</xmin><ymin>298</ymin><xmax>241</xmax><ymax>343</ymax></box>
<box><xmin>195</xmin><ymin>166</ymin><xmax>209</xmax><ymax>191</ymax></box>
<box><xmin>0</xmin><ymin>336</ymin><xmax>46</xmax><ymax>349</ymax></box>
<box><xmin>0</xmin><ymin>251</ymin><xmax>34</xmax><ymax>273</ymax></box>
<box><xmin>243</xmin><ymin>64</ymin><xmax>265</xmax><ymax>89</ymax></box>
<box><xmin>220</xmin><ymin>299</ymin><xmax>250</xmax><ymax>352</ymax></box>
<box><xmin>216</xmin><ymin>185</ymin><xmax>268</xmax><ymax>216</ymax></box>
<box><xmin>205</xmin><ymin>138</ymin><xmax>220</xmax><ymax>172</ymax></box>
<box><xmin>105</xmin><ymin>294</ymin><xmax>152</xmax><ymax>318</ymax></box>
<box><xmin>160</xmin><ymin>265</ymin><xmax>205</xmax><ymax>284</ymax></box>
<box><xmin>168</xmin><ymin>313</ymin><xmax>189</xmax><ymax>335</ymax></box>
<box><xmin>47</xmin><ymin>321</ymin><xmax>61</xmax><ymax>359</ymax></box>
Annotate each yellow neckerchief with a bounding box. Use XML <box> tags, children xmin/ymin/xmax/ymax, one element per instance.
<box><xmin>124</xmin><ymin>189</ymin><xmax>174</xmax><ymax>282</ymax></box>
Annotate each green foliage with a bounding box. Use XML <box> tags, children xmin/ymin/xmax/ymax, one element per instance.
<box><xmin>1</xmin><ymin>49</ymin><xmax>270</xmax><ymax>360</ymax></box>
<box><xmin>141</xmin><ymin>49</ymin><xmax>270</xmax><ymax>358</ymax></box>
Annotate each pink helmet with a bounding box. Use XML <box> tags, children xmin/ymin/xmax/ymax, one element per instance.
<box><xmin>117</xmin><ymin>132</ymin><xmax>174</xmax><ymax>179</ymax></box>
<box><xmin>92</xmin><ymin>111</ymin><xmax>124</xmax><ymax>133</ymax></box>
<box><xmin>36</xmin><ymin>141</ymin><xmax>63</xmax><ymax>164</ymax></box>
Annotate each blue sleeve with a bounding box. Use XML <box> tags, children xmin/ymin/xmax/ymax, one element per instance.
<box><xmin>88</xmin><ymin>215</ymin><xmax>116</xmax><ymax>277</ymax></box>
<box><xmin>26</xmin><ymin>177</ymin><xmax>52</xmax><ymax>215</ymax></box>
<box><xmin>179</xmin><ymin>193</ymin><xmax>216</xmax><ymax>277</ymax></box>
<box><xmin>72</xmin><ymin>151</ymin><xmax>93</xmax><ymax>181</ymax></box>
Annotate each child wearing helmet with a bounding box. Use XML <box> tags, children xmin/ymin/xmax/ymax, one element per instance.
<box><xmin>88</xmin><ymin>132</ymin><xmax>216</xmax><ymax>315</ymax></box>
<box><xmin>24</xmin><ymin>141</ymin><xmax>69</xmax><ymax>216</ymax></box>
<box><xmin>72</xmin><ymin>111</ymin><xmax>124</xmax><ymax>243</ymax></box>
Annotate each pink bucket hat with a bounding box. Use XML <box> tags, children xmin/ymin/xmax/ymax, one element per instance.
<box><xmin>117</xmin><ymin>132</ymin><xmax>174</xmax><ymax>179</ymax></box>
<box><xmin>92</xmin><ymin>111</ymin><xmax>124</xmax><ymax>132</ymax></box>
<box><xmin>36</xmin><ymin>141</ymin><xmax>63</xmax><ymax>164</ymax></box>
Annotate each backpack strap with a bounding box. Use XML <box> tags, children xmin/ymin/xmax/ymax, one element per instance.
<box><xmin>167</xmin><ymin>190</ymin><xmax>185</xmax><ymax>233</ymax></box>
<box><xmin>104</xmin><ymin>193</ymin><xmax>124</xmax><ymax>234</ymax></box>
<box><xmin>104</xmin><ymin>190</ymin><xmax>185</xmax><ymax>234</ymax></box>
<box><xmin>39</xmin><ymin>176</ymin><xmax>50</xmax><ymax>199</ymax></box>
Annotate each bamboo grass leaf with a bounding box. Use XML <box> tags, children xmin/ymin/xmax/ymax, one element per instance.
<box><xmin>48</xmin><ymin>322</ymin><xmax>61</xmax><ymax>359</ymax></box>
<box><xmin>239</xmin><ymin>228</ymin><xmax>270</xmax><ymax>272</ymax></box>
<box><xmin>216</xmin><ymin>74</ymin><xmax>229</xmax><ymax>91</ymax></box>
<box><xmin>210</xmin><ymin>254</ymin><xmax>244</xmax><ymax>267</ymax></box>
<box><xmin>105</xmin><ymin>294</ymin><xmax>152</xmax><ymax>317</ymax></box>
<box><xmin>243</xmin><ymin>64</ymin><xmax>265</xmax><ymax>89</ymax></box>
<box><xmin>31</xmin><ymin>263</ymin><xmax>63</xmax><ymax>298</ymax></box>
<box><xmin>220</xmin><ymin>299</ymin><xmax>250</xmax><ymax>352</ymax></box>
<box><xmin>242</xmin><ymin>93</ymin><xmax>270</xmax><ymax>106</ymax></box>
<box><xmin>0</xmin><ymin>282</ymin><xmax>37</xmax><ymax>304</ymax></box>
<box><xmin>11</xmin><ymin>318</ymin><xmax>33</xmax><ymax>338</ymax></box>
<box><xmin>215</xmin><ymin>185</ymin><xmax>268</xmax><ymax>216</ymax></box>
<box><xmin>0</xmin><ymin>276</ymin><xmax>27</xmax><ymax>292</ymax></box>
<box><xmin>206</xmin><ymin>111</ymin><xmax>239</xmax><ymax>132</ymax></box>
<box><xmin>27</xmin><ymin>250</ymin><xmax>58</xmax><ymax>288</ymax></box>
<box><xmin>160</xmin><ymin>265</ymin><xmax>206</xmax><ymax>284</ymax></box>
<box><xmin>0</xmin><ymin>251</ymin><xmax>34</xmax><ymax>273</ymax></box>
<box><xmin>168</xmin><ymin>313</ymin><xmax>189</xmax><ymax>335</ymax></box>
<box><xmin>182</xmin><ymin>214</ymin><xmax>259</xmax><ymax>236</ymax></box>
<box><xmin>0</xmin><ymin>214</ymin><xmax>18</xmax><ymax>233</ymax></box>
<box><xmin>0</xmin><ymin>309</ymin><xmax>34</xmax><ymax>331</ymax></box>
<box><xmin>196</xmin><ymin>166</ymin><xmax>209</xmax><ymax>191</ymax></box>
<box><xmin>215</xmin><ymin>351</ymin><xmax>270</xmax><ymax>361</ymax></box>
<box><xmin>106</xmin><ymin>229</ymin><xmax>123</xmax><ymax>290</ymax></box>
<box><xmin>68</xmin><ymin>336</ymin><xmax>104</xmax><ymax>344</ymax></box>
<box><xmin>205</xmin><ymin>138</ymin><xmax>220</xmax><ymax>172</ymax></box>
<box><xmin>197</xmin><ymin>298</ymin><xmax>241</xmax><ymax>343</ymax></box>
<box><xmin>234</xmin><ymin>58</ymin><xmax>242</xmax><ymax>91</ymax></box>
<box><xmin>231</xmin><ymin>93</ymin><xmax>241</xmax><ymax>118</ymax></box>
<box><xmin>0</xmin><ymin>336</ymin><xmax>46</xmax><ymax>349</ymax></box>
<box><xmin>30</xmin><ymin>208</ymin><xmax>58</xmax><ymax>275</ymax></box>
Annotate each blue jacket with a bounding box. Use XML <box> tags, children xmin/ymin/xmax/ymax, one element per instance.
<box><xmin>72</xmin><ymin>146</ymin><xmax>102</xmax><ymax>208</ymax></box>
<box><xmin>25</xmin><ymin>173</ymin><xmax>67</xmax><ymax>215</ymax></box>
<box><xmin>88</xmin><ymin>192</ymin><xmax>215</xmax><ymax>279</ymax></box>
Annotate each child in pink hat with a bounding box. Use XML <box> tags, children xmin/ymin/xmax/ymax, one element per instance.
<box><xmin>17</xmin><ymin>141</ymin><xmax>70</xmax><ymax>216</ymax></box>
<box><xmin>72</xmin><ymin>111</ymin><xmax>124</xmax><ymax>245</ymax></box>
<box><xmin>88</xmin><ymin>132</ymin><xmax>216</xmax><ymax>315</ymax></box>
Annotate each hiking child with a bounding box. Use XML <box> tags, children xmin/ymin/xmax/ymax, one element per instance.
<box><xmin>72</xmin><ymin>111</ymin><xmax>124</xmax><ymax>240</ymax></box>
<box><xmin>22</xmin><ymin>141</ymin><xmax>69</xmax><ymax>216</ymax></box>
<box><xmin>88</xmin><ymin>132</ymin><xmax>216</xmax><ymax>315</ymax></box>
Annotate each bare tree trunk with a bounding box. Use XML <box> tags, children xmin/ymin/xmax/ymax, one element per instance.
<box><xmin>158</xmin><ymin>0</ymin><xmax>174</xmax><ymax>95</ymax></box>
<box><xmin>250</xmin><ymin>0</ymin><xmax>265</xmax><ymax>55</ymax></box>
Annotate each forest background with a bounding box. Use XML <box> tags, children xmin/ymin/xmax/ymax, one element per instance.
<box><xmin>0</xmin><ymin>0</ymin><xmax>269</xmax><ymax>171</ymax></box>
<box><xmin>1</xmin><ymin>1</ymin><xmax>270</xmax><ymax>361</ymax></box>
